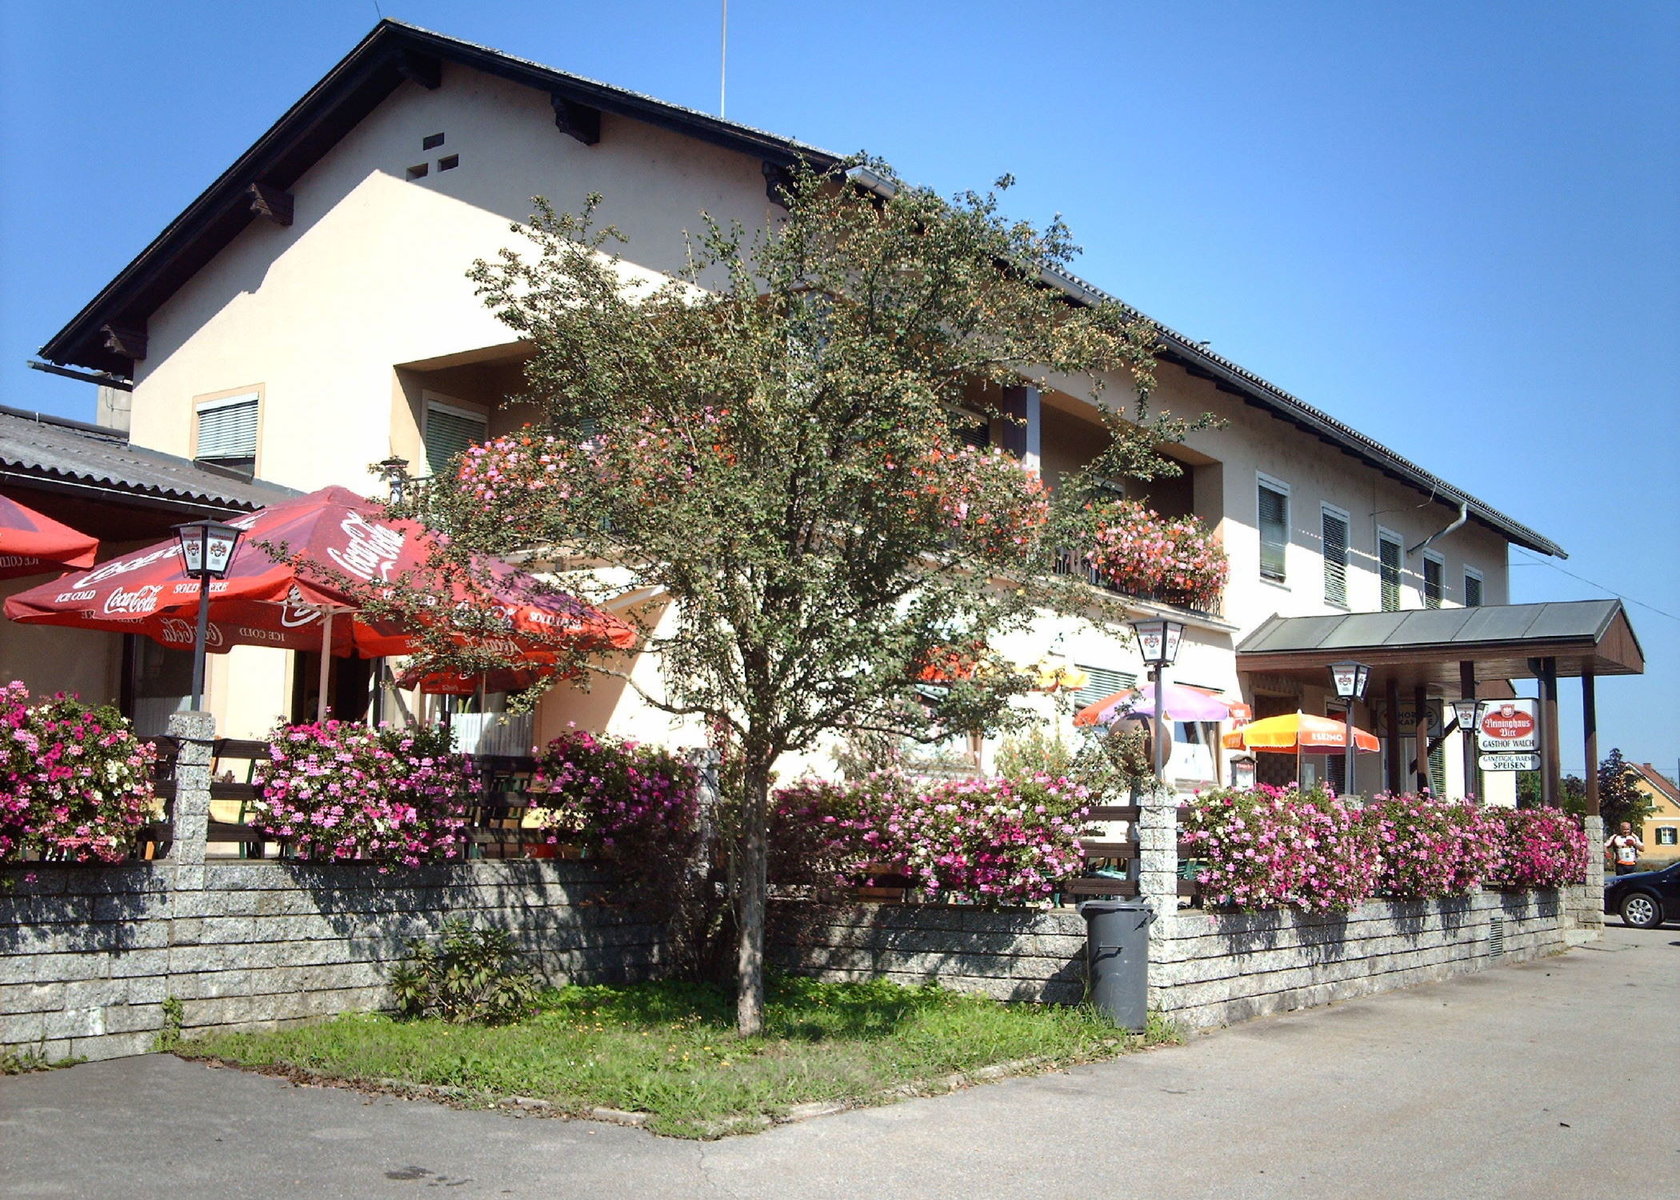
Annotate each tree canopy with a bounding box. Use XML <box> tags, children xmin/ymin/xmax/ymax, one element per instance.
<box><xmin>418</xmin><ymin>159</ymin><xmax>1213</xmax><ymax>1032</ymax></box>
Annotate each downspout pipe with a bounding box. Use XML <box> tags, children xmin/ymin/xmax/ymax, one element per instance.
<box><xmin>1408</xmin><ymin>500</ymin><xmax>1468</xmax><ymax>556</ymax></box>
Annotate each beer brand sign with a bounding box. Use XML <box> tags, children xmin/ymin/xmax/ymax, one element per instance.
<box><xmin>1478</xmin><ymin>699</ymin><xmax>1539</xmax><ymax>753</ymax></box>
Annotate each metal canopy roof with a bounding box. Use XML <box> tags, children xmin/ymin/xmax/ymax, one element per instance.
<box><xmin>1236</xmin><ymin>600</ymin><xmax>1644</xmax><ymax>692</ymax></box>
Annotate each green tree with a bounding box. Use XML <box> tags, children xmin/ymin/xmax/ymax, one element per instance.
<box><xmin>1597</xmin><ymin>747</ymin><xmax>1652</xmax><ymax>832</ymax></box>
<box><xmin>424</xmin><ymin>160</ymin><xmax>1210</xmax><ymax>1034</ymax></box>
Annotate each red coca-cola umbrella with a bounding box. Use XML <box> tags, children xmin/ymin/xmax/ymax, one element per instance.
<box><xmin>0</xmin><ymin>495</ymin><xmax>99</xmax><ymax>580</ymax></box>
<box><xmin>4</xmin><ymin>486</ymin><xmax>634</xmax><ymax>714</ymax></box>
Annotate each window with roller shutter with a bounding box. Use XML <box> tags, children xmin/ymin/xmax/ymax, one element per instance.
<box><xmin>194</xmin><ymin>391</ymin><xmax>259</xmax><ymax>477</ymax></box>
<box><xmin>1379</xmin><ymin>529</ymin><xmax>1403</xmax><ymax>611</ymax></box>
<box><xmin>1321</xmin><ymin>505</ymin><xmax>1350</xmax><ymax>608</ymax></box>
<box><xmin>1258</xmin><ymin>477</ymin><xmax>1289</xmax><ymax>583</ymax></box>
<box><xmin>1423</xmin><ymin>551</ymin><xmax>1444</xmax><ymax>609</ymax></box>
<box><xmin>1072</xmin><ymin>665</ymin><xmax>1138</xmax><ymax>713</ymax></box>
<box><xmin>424</xmin><ymin>397</ymin><xmax>488</xmax><ymax>477</ymax></box>
<box><xmin>1464</xmin><ymin>568</ymin><xmax>1484</xmax><ymax>608</ymax></box>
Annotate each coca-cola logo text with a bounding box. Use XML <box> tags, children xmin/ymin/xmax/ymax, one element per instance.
<box><xmin>326</xmin><ymin>512</ymin><xmax>405</xmax><ymax>582</ymax></box>
<box><xmin>104</xmin><ymin>585</ymin><xmax>164</xmax><ymax>615</ymax></box>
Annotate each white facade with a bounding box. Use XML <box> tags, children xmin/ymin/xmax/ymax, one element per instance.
<box><xmin>36</xmin><ymin>25</ymin><xmax>1548</xmax><ymax>801</ymax></box>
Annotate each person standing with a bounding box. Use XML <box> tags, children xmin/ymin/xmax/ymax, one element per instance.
<box><xmin>1605</xmin><ymin>821</ymin><xmax>1645</xmax><ymax>876</ymax></box>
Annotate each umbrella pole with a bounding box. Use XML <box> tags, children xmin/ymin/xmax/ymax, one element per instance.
<box><xmin>316</xmin><ymin>608</ymin><xmax>335</xmax><ymax>724</ymax></box>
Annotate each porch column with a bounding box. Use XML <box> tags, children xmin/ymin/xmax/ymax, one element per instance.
<box><xmin>1412</xmin><ymin>684</ymin><xmax>1430</xmax><ymax>793</ymax></box>
<box><xmin>164</xmin><ymin>711</ymin><xmax>214</xmax><ymax>885</ymax></box>
<box><xmin>1384</xmin><ymin>677</ymin><xmax>1403</xmax><ymax>793</ymax></box>
<box><xmin>1582</xmin><ymin>669</ymin><xmax>1599</xmax><ymax>818</ymax></box>
<box><xmin>1000</xmin><ymin>385</ymin><xmax>1042</xmax><ymax>474</ymax></box>
<box><xmin>1539</xmin><ymin>657</ymin><xmax>1561</xmax><ymax>809</ymax></box>
<box><xmin>1459</xmin><ymin>661</ymin><xmax>1478</xmax><ymax>802</ymax></box>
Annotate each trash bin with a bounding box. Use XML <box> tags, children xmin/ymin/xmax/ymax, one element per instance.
<box><xmin>1079</xmin><ymin>899</ymin><xmax>1153</xmax><ymax>1031</ymax></box>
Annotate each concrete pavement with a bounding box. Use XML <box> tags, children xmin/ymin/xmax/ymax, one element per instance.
<box><xmin>3</xmin><ymin>923</ymin><xmax>1674</xmax><ymax>1199</ymax></box>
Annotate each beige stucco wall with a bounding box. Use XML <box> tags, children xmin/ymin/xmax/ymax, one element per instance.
<box><xmin>104</xmin><ymin>59</ymin><xmax>1527</xmax><ymax>790</ymax></box>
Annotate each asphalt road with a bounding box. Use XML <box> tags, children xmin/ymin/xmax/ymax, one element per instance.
<box><xmin>3</xmin><ymin>923</ymin><xmax>1674</xmax><ymax>1200</ymax></box>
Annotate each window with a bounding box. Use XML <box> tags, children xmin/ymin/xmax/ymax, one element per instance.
<box><xmin>1464</xmin><ymin>568</ymin><xmax>1484</xmax><ymax>608</ymax></box>
<box><xmin>1072</xmin><ymin>664</ymin><xmax>1138</xmax><ymax>713</ymax></box>
<box><xmin>423</xmin><ymin>397</ymin><xmax>488</xmax><ymax>477</ymax></box>
<box><xmin>1423</xmin><ymin>551</ymin><xmax>1444</xmax><ymax>609</ymax></box>
<box><xmin>949</xmin><ymin>406</ymin><xmax>990</xmax><ymax>449</ymax></box>
<box><xmin>1321</xmin><ymin>505</ymin><xmax>1350</xmax><ymax>608</ymax></box>
<box><xmin>1657</xmin><ymin>827</ymin><xmax>1677</xmax><ymax>847</ymax></box>
<box><xmin>1379</xmin><ymin>529</ymin><xmax>1403</xmax><ymax>611</ymax></box>
<box><xmin>194</xmin><ymin>391</ymin><xmax>259</xmax><ymax>477</ymax></box>
<box><xmin>1258</xmin><ymin>477</ymin><xmax>1289</xmax><ymax>584</ymax></box>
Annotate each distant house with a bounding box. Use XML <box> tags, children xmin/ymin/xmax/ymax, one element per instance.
<box><xmin>1628</xmin><ymin>763</ymin><xmax>1680</xmax><ymax>857</ymax></box>
<box><xmin>24</xmin><ymin>20</ymin><xmax>1642</xmax><ymax>795</ymax></box>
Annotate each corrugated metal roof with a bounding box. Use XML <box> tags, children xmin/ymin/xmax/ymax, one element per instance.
<box><xmin>1238</xmin><ymin>600</ymin><xmax>1625</xmax><ymax>655</ymax></box>
<box><xmin>0</xmin><ymin>407</ymin><xmax>300</xmax><ymax>513</ymax></box>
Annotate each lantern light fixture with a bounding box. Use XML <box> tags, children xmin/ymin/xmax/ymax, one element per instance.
<box><xmin>173</xmin><ymin>518</ymin><xmax>245</xmax><ymax>710</ymax></box>
<box><xmin>1328</xmin><ymin>660</ymin><xmax>1371</xmax><ymax>701</ymax></box>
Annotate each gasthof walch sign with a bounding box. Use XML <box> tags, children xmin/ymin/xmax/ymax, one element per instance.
<box><xmin>1478</xmin><ymin>699</ymin><xmax>1539</xmax><ymax>753</ymax></box>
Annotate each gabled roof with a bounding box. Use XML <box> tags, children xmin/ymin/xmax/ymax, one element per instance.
<box><xmin>0</xmin><ymin>406</ymin><xmax>299</xmax><ymax>515</ymax></box>
<box><xmin>37</xmin><ymin>20</ymin><xmax>1563</xmax><ymax>560</ymax></box>
<box><xmin>1629</xmin><ymin>762</ymin><xmax>1679</xmax><ymax>809</ymax></box>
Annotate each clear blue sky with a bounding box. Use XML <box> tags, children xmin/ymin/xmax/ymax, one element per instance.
<box><xmin>3</xmin><ymin>1</ymin><xmax>1676</xmax><ymax>776</ymax></box>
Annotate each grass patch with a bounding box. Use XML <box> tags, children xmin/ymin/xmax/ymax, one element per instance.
<box><xmin>180</xmin><ymin>975</ymin><xmax>1176</xmax><ymax>1137</ymax></box>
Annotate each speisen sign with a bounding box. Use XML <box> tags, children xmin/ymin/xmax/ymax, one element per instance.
<box><xmin>1478</xmin><ymin>699</ymin><xmax>1539</xmax><ymax>753</ymax></box>
<box><xmin>1480</xmin><ymin>752</ymin><xmax>1541</xmax><ymax>772</ymax></box>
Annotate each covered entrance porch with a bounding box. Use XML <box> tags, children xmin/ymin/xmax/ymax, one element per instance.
<box><xmin>1235</xmin><ymin>599</ymin><xmax>1644</xmax><ymax>812</ymax></box>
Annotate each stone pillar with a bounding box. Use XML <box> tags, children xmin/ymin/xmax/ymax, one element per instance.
<box><xmin>1578</xmin><ymin>814</ymin><xmax>1606</xmax><ymax>934</ymax></box>
<box><xmin>166</xmin><ymin>711</ymin><xmax>215</xmax><ymax>887</ymax></box>
<box><xmin>1136</xmin><ymin>781</ymin><xmax>1179</xmax><ymax>942</ymax></box>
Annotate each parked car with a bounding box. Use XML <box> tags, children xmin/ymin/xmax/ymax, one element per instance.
<box><xmin>1603</xmin><ymin>860</ymin><xmax>1680</xmax><ymax>929</ymax></box>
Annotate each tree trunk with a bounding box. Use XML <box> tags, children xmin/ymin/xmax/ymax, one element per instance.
<box><xmin>734</xmin><ymin>761</ymin><xmax>771</xmax><ymax>1036</ymax></box>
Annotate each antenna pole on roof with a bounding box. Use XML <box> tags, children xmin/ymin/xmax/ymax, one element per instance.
<box><xmin>720</xmin><ymin>0</ymin><xmax>728</xmax><ymax>118</ymax></box>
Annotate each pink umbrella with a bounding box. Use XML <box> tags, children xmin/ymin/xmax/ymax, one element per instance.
<box><xmin>1074</xmin><ymin>682</ymin><xmax>1234</xmax><ymax>726</ymax></box>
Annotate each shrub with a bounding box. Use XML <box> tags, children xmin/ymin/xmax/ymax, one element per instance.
<box><xmin>388</xmin><ymin>919</ymin><xmax>540</xmax><ymax>1024</ymax></box>
<box><xmin>1</xmin><ymin>681</ymin><xmax>155</xmax><ymax>863</ymax></box>
<box><xmin>1366</xmin><ymin>792</ymin><xmax>1502</xmax><ymax>898</ymax></box>
<box><xmin>248</xmin><ymin>720</ymin><xmax>471</xmax><ymax>867</ymax></box>
<box><xmin>528</xmin><ymin>727</ymin><xmax>699</xmax><ymax>857</ymax></box>
<box><xmin>1181</xmin><ymin>784</ymin><xmax>1379</xmax><ymax>912</ymax></box>
<box><xmin>772</xmin><ymin>772</ymin><xmax>1089</xmax><ymax>906</ymax></box>
<box><xmin>1488</xmin><ymin>806</ymin><xmax>1587</xmax><ymax>889</ymax></box>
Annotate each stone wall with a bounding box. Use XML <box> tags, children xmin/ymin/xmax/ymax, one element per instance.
<box><xmin>769</xmin><ymin>902</ymin><xmax>1087</xmax><ymax>1003</ymax></box>
<box><xmin>0</xmin><ymin>860</ymin><xmax>664</xmax><ymax>1064</ymax></box>
<box><xmin>1150</xmin><ymin>889</ymin><xmax>1566</xmax><ymax>1030</ymax></box>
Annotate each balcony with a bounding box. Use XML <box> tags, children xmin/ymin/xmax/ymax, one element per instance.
<box><xmin>1054</xmin><ymin>500</ymin><xmax>1228</xmax><ymax>619</ymax></box>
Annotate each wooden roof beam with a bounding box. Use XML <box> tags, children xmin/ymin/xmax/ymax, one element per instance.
<box><xmin>551</xmin><ymin>94</ymin><xmax>601</xmax><ymax>145</ymax></box>
<box><xmin>246</xmin><ymin>182</ymin><xmax>294</xmax><ymax>227</ymax></box>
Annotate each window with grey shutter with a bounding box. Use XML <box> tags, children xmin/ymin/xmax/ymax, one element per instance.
<box><xmin>1322</xmin><ymin>507</ymin><xmax>1349</xmax><ymax>608</ymax></box>
<box><xmin>195</xmin><ymin>393</ymin><xmax>259</xmax><ymax>476</ymax></box>
<box><xmin>1423</xmin><ymin>554</ymin><xmax>1444</xmax><ymax>609</ymax></box>
<box><xmin>1258</xmin><ymin>480</ymin><xmax>1289</xmax><ymax>583</ymax></box>
<box><xmin>1379</xmin><ymin>534</ymin><xmax>1402</xmax><ymax>611</ymax></box>
<box><xmin>425</xmin><ymin>402</ymin><xmax>488</xmax><ymax>477</ymax></box>
<box><xmin>1073</xmin><ymin>665</ymin><xmax>1138</xmax><ymax>713</ymax></box>
<box><xmin>1464</xmin><ymin>571</ymin><xmax>1483</xmax><ymax>608</ymax></box>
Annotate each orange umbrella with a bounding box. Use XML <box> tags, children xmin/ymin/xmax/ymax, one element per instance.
<box><xmin>1221</xmin><ymin>712</ymin><xmax>1379</xmax><ymax>753</ymax></box>
<box><xmin>1221</xmin><ymin>711</ymin><xmax>1379</xmax><ymax>792</ymax></box>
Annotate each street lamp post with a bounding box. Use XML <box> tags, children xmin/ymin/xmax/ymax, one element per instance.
<box><xmin>1130</xmin><ymin>617</ymin><xmax>1184</xmax><ymax>785</ymax></box>
<box><xmin>1452</xmin><ymin>698</ymin><xmax>1483</xmax><ymax>803</ymax></box>
<box><xmin>1328</xmin><ymin>660</ymin><xmax>1371</xmax><ymax>798</ymax></box>
<box><xmin>173</xmin><ymin>519</ymin><xmax>245</xmax><ymax>710</ymax></box>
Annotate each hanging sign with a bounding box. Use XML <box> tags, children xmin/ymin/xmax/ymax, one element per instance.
<box><xmin>1370</xmin><ymin>699</ymin><xmax>1443</xmax><ymax>736</ymax></box>
<box><xmin>1479</xmin><ymin>752</ymin><xmax>1541</xmax><ymax>772</ymax></box>
<box><xmin>1478</xmin><ymin>700</ymin><xmax>1539</xmax><ymax>752</ymax></box>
